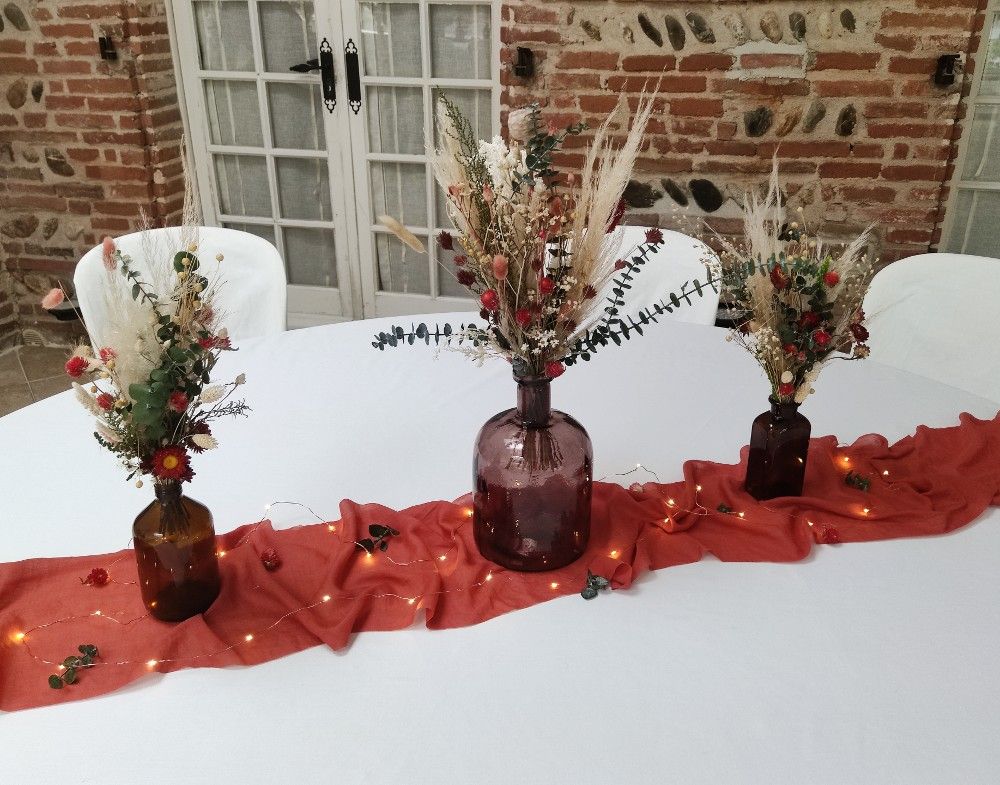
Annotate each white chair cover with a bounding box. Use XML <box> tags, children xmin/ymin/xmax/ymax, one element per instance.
<box><xmin>603</xmin><ymin>226</ymin><xmax>720</xmax><ymax>326</ymax></box>
<box><xmin>74</xmin><ymin>226</ymin><xmax>287</xmax><ymax>347</ymax></box>
<box><xmin>864</xmin><ymin>252</ymin><xmax>1000</xmax><ymax>403</ymax></box>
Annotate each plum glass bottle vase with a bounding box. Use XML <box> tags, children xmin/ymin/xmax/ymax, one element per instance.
<box><xmin>473</xmin><ymin>373</ymin><xmax>593</xmax><ymax>571</ymax></box>
<box><xmin>744</xmin><ymin>397</ymin><xmax>812</xmax><ymax>500</ymax></box>
<box><xmin>132</xmin><ymin>481</ymin><xmax>221</xmax><ymax>621</ymax></box>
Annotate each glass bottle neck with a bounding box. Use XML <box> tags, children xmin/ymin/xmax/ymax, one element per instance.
<box><xmin>154</xmin><ymin>481</ymin><xmax>184</xmax><ymax>507</ymax></box>
<box><xmin>516</xmin><ymin>376</ymin><xmax>552</xmax><ymax>428</ymax></box>
<box><xmin>769</xmin><ymin>397</ymin><xmax>800</xmax><ymax>420</ymax></box>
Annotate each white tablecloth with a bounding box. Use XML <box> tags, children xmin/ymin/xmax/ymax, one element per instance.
<box><xmin>3</xmin><ymin>315</ymin><xmax>999</xmax><ymax>784</ymax></box>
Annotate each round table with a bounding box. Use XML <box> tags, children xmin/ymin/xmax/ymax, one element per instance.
<box><xmin>3</xmin><ymin>316</ymin><xmax>999</xmax><ymax>784</ymax></box>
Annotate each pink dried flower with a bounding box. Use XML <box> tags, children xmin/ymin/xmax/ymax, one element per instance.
<box><xmin>41</xmin><ymin>288</ymin><xmax>64</xmax><ymax>310</ymax></box>
<box><xmin>101</xmin><ymin>236</ymin><xmax>116</xmax><ymax>271</ymax></box>
<box><xmin>99</xmin><ymin>347</ymin><xmax>116</xmax><ymax>363</ymax></box>
<box><xmin>492</xmin><ymin>255</ymin><xmax>509</xmax><ymax>279</ymax></box>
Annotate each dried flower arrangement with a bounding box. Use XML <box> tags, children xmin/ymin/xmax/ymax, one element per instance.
<box><xmin>719</xmin><ymin>162</ymin><xmax>875</xmax><ymax>404</ymax></box>
<box><xmin>66</xmin><ymin>231</ymin><xmax>249</xmax><ymax>486</ymax></box>
<box><xmin>372</xmin><ymin>97</ymin><xmax>719</xmax><ymax>376</ymax></box>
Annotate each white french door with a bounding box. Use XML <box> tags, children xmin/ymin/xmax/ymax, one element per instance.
<box><xmin>171</xmin><ymin>0</ymin><xmax>498</xmax><ymax>325</ymax></box>
<box><xmin>943</xmin><ymin>0</ymin><xmax>1000</xmax><ymax>257</ymax></box>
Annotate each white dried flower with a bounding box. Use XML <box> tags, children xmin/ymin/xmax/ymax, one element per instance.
<box><xmin>73</xmin><ymin>382</ymin><xmax>102</xmax><ymax>416</ymax></box>
<box><xmin>199</xmin><ymin>385</ymin><xmax>224</xmax><ymax>403</ymax></box>
<box><xmin>507</xmin><ymin>107</ymin><xmax>534</xmax><ymax>143</ymax></box>
<box><xmin>191</xmin><ymin>433</ymin><xmax>218</xmax><ymax>450</ymax></box>
<box><xmin>215</xmin><ymin>253</ymin><xmax>224</xmax><ymax>262</ymax></box>
<box><xmin>95</xmin><ymin>420</ymin><xmax>121</xmax><ymax>444</ymax></box>
<box><xmin>235</xmin><ymin>373</ymin><xmax>246</xmax><ymax>385</ymax></box>
<box><xmin>780</xmin><ymin>371</ymin><xmax>793</xmax><ymax>384</ymax></box>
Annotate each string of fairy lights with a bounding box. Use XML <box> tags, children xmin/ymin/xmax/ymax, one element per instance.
<box><xmin>10</xmin><ymin>450</ymin><xmax>891</xmax><ymax>678</ymax></box>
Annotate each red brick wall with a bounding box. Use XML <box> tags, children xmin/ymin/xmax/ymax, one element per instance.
<box><xmin>0</xmin><ymin>0</ymin><xmax>185</xmax><ymax>345</ymax></box>
<box><xmin>501</xmin><ymin>0</ymin><xmax>989</xmax><ymax>262</ymax></box>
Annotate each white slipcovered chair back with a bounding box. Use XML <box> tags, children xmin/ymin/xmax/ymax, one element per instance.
<box><xmin>74</xmin><ymin>226</ymin><xmax>287</xmax><ymax>347</ymax></box>
<box><xmin>603</xmin><ymin>226</ymin><xmax>720</xmax><ymax>326</ymax></box>
<box><xmin>863</xmin><ymin>252</ymin><xmax>1000</xmax><ymax>403</ymax></box>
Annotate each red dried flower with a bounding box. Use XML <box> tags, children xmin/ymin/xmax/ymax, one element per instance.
<box><xmin>823</xmin><ymin>271</ymin><xmax>840</xmax><ymax>287</ymax></box>
<box><xmin>778</xmin><ymin>382</ymin><xmax>795</xmax><ymax>397</ymax></box>
<box><xmin>199</xmin><ymin>334</ymin><xmax>232</xmax><ymax>350</ymax></box>
<box><xmin>81</xmin><ymin>567</ymin><xmax>109</xmax><ymax>587</ymax></box>
<box><xmin>168</xmin><ymin>391</ymin><xmax>189</xmax><ymax>413</ymax></box>
<box><xmin>456</xmin><ymin>270</ymin><xmax>475</xmax><ymax>287</ymax></box>
<box><xmin>799</xmin><ymin>311</ymin><xmax>820</xmax><ymax>329</ymax></box>
<box><xmin>437</xmin><ymin>231</ymin><xmax>454</xmax><ymax>251</ymax></box>
<box><xmin>151</xmin><ymin>446</ymin><xmax>193</xmax><ymax>482</ymax></box>
<box><xmin>260</xmin><ymin>548</ymin><xmax>282</xmax><ymax>571</ymax></box>
<box><xmin>65</xmin><ymin>355</ymin><xmax>89</xmax><ymax>378</ymax></box>
<box><xmin>99</xmin><ymin>347</ymin><xmax>117</xmax><ymax>363</ymax></box>
<box><xmin>544</xmin><ymin>361</ymin><xmax>565</xmax><ymax>379</ymax></box>
<box><xmin>582</xmin><ymin>285</ymin><xmax>597</xmax><ymax>300</ymax></box>
<box><xmin>783</xmin><ymin>343</ymin><xmax>798</xmax><ymax>355</ymax></box>
<box><xmin>187</xmin><ymin>422</ymin><xmax>213</xmax><ymax>454</ymax></box>
<box><xmin>96</xmin><ymin>392</ymin><xmax>115</xmax><ymax>412</ymax></box>
<box><xmin>607</xmin><ymin>198</ymin><xmax>626</xmax><ymax>234</ymax></box>
<box><xmin>515</xmin><ymin>308</ymin><xmax>532</xmax><ymax>327</ymax></box>
<box><xmin>644</xmin><ymin>227</ymin><xmax>664</xmax><ymax>245</ymax></box>
<box><xmin>769</xmin><ymin>264</ymin><xmax>789</xmax><ymax>291</ymax></box>
<box><xmin>614</xmin><ymin>259</ymin><xmax>627</xmax><ymax>271</ymax></box>
<box><xmin>812</xmin><ymin>329</ymin><xmax>831</xmax><ymax>347</ymax></box>
<box><xmin>538</xmin><ymin>277</ymin><xmax>555</xmax><ymax>295</ymax></box>
<box><xmin>453</xmin><ymin>255</ymin><xmax>467</xmax><ymax>267</ymax></box>
<box><xmin>850</xmin><ymin>322</ymin><xmax>869</xmax><ymax>342</ymax></box>
<box><xmin>480</xmin><ymin>289</ymin><xmax>499</xmax><ymax>311</ymax></box>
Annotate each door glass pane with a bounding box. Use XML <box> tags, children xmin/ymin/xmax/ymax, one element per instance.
<box><xmin>276</xmin><ymin>158</ymin><xmax>332</xmax><ymax>221</ymax></box>
<box><xmin>980</xmin><ymin>13</ymin><xmax>1000</xmax><ymax>97</ymax></box>
<box><xmin>433</xmin><ymin>88</ymin><xmax>491</xmax><ymax>143</ymax></box>
<box><xmin>214</xmin><ymin>155</ymin><xmax>271</xmax><ymax>217</ymax></box>
<box><xmin>360</xmin><ymin>2</ymin><xmax>421</xmax><ymax>77</ymax></box>
<box><xmin>284</xmin><ymin>227</ymin><xmax>338</xmax><ymax>287</ymax></box>
<box><xmin>376</xmin><ymin>234</ymin><xmax>430</xmax><ymax>294</ymax></box>
<box><xmin>960</xmin><ymin>105</ymin><xmax>1000</xmax><ymax>182</ymax></box>
<box><xmin>222</xmin><ymin>222</ymin><xmax>276</xmax><ymax>246</ymax></box>
<box><xmin>429</xmin><ymin>4</ymin><xmax>491</xmax><ymax>79</ymax></box>
<box><xmin>370</xmin><ymin>162</ymin><xmax>427</xmax><ymax>225</ymax></box>
<box><xmin>204</xmin><ymin>81</ymin><xmax>263</xmax><ymax>146</ymax></box>
<box><xmin>268</xmin><ymin>83</ymin><xmax>325</xmax><ymax>150</ymax></box>
<box><xmin>367</xmin><ymin>87</ymin><xmax>424</xmax><ymax>154</ymax></box>
<box><xmin>259</xmin><ymin>1</ymin><xmax>317</xmax><ymax>72</ymax></box>
<box><xmin>949</xmin><ymin>190</ymin><xmax>1000</xmax><ymax>256</ymax></box>
<box><xmin>194</xmin><ymin>1</ymin><xmax>254</xmax><ymax>71</ymax></box>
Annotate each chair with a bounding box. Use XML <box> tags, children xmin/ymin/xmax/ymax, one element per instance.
<box><xmin>602</xmin><ymin>226</ymin><xmax>720</xmax><ymax>326</ymax></box>
<box><xmin>74</xmin><ymin>226</ymin><xmax>287</xmax><ymax>347</ymax></box>
<box><xmin>863</xmin><ymin>252</ymin><xmax>1000</xmax><ymax>403</ymax></box>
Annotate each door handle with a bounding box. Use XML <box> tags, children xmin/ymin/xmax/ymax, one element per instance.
<box><xmin>345</xmin><ymin>39</ymin><xmax>361</xmax><ymax>115</ymax></box>
<box><xmin>288</xmin><ymin>58</ymin><xmax>320</xmax><ymax>73</ymax></box>
<box><xmin>288</xmin><ymin>38</ymin><xmax>336</xmax><ymax>114</ymax></box>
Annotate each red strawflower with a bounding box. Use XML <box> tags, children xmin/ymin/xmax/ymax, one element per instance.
<box><xmin>456</xmin><ymin>270</ymin><xmax>475</xmax><ymax>287</ymax></box>
<box><xmin>769</xmin><ymin>264</ymin><xmax>789</xmax><ymax>291</ymax></box>
<box><xmin>81</xmin><ymin>567</ymin><xmax>109</xmax><ymax>587</ymax></box>
<box><xmin>96</xmin><ymin>392</ymin><xmax>115</xmax><ymax>411</ymax></box>
<box><xmin>606</xmin><ymin>198</ymin><xmax>626</xmax><ymax>234</ymax></box>
<box><xmin>544</xmin><ymin>361</ymin><xmax>565</xmax><ymax>379</ymax></box>
<box><xmin>65</xmin><ymin>355</ymin><xmax>89</xmax><ymax>378</ymax></box>
<box><xmin>437</xmin><ymin>231</ymin><xmax>454</xmax><ymax>251</ymax></box>
<box><xmin>813</xmin><ymin>329</ymin><xmax>831</xmax><ymax>347</ymax></box>
<box><xmin>644</xmin><ymin>227</ymin><xmax>664</xmax><ymax>245</ymax></box>
<box><xmin>168</xmin><ymin>391</ymin><xmax>189</xmax><ymax>413</ymax></box>
<box><xmin>480</xmin><ymin>289</ymin><xmax>499</xmax><ymax>311</ymax></box>
<box><xmin>783</xmin><ymin>343</ymin><xmax>798</xmax><ymax>355</ymax></box>
<box><xmin>614</xmin><ymin>259</ymin><xmax>627</xmax><ymax>271</ymax></box>
<box><xmin>823</xmin><ymin>271</ymin><xmax>840</xmax><ymax>287</ymax></box>
<box><xmin>778</xmin><ymin>382</ymin><xmax>796</xmax><ymax>397</ymax></box>
<box><xmin>453</xmin><ymin>255</ymin><xmax>467</xmax><ymax>267</ymax></box>
<box><xmin>199</xmin><ymin>334</ymin><xmax>232</xmax><ymax>350</ymax></box>
<box><xmin>799</xmin><ymin>311</ymin><xmax>820</xmax><ymax>329</ymax></box>
<box><xmin>538</xmin><ymin>277</ymin><xmax>555</xmax><ymax>295</ymax></box>
<box><xmin>582</xmin><ymin>285</ymin><xmax>597</xmax><ymax>300</ymax></box>
<box><xmin>515</xmin><ymin>308</ymin><xmax>532</xmax><ymax>327</ymax></box>
<box><xmin>151</xmin><ymin>446</ymin><xmax>193</xmax><ymax>482</ymax></box>
<box><xmin>850</xmin><ymin>322</ymin><xmax>869</xmax><ymax>342</ymax></box>
<box><xmin>99</xmin><ymin>347</ymin><xmax>117</xmax><ymax>363</ymax></box>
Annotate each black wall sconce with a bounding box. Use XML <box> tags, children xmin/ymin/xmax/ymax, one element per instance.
<box><xmin>513</xmin><ymin>47</ymin><xmax>534</xmax><ymax>79</ymax></box>
<box><xmin>98</xmin><ymin>35</ymin><xmax>117</xmax><ymax>61</ymax></box>
<box><xmin>934</xmin><ymin>54</ymin><xmax>960</xmax><ymax>87</ymax></box>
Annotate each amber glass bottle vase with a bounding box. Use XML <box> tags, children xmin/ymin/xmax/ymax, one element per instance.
<box><xmin>744</xmin><ymin>397</ymin><xmax>812</xmax><ymax>500</ymax></box>
<box><xmin>473</xmin><ymin>374</ymin><xmax>592</xmax><ymax>571</ymax></box>
<box><xmin>133</xmin><ymin>482</ymin><xmax>221</xmax><ymax>622</ymax></box>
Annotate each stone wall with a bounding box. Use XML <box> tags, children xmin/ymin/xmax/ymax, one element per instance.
<box><xmin>500</xmin><ymin>0</ymin><xmax>989</xmax><ymax>262</ymax></box>
<box><xmin>0</xmin><ymin>0</ymin><xmax>185</xmax><ymax>345</ymax></box>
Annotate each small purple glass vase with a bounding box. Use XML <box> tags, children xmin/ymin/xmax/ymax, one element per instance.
<box><xmin>473</xmin><ymin>374</ymin><xmax>592</xmax><ymax>571</ymax></box>
<box><xmin>744</xmin><ymin>397</ymin><xmax>812</xmax><ymax>500</ymax></box>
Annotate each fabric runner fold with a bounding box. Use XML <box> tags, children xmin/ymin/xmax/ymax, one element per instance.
<box><xmin>3</xmin><ymin>411</ymin><xmax>999</xmax><ymax>712</ymax></box>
